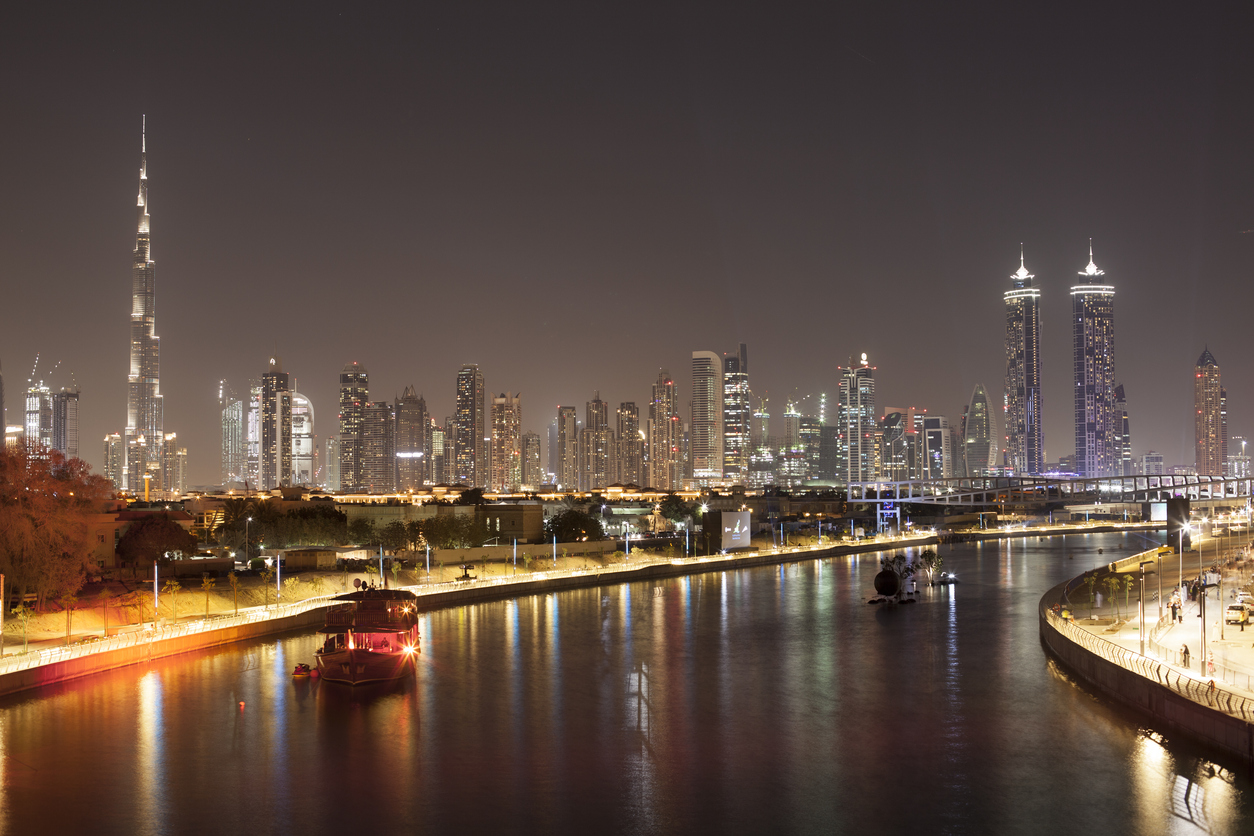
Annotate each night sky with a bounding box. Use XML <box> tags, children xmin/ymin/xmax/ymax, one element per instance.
<box><xmin>3</xmin><ymin>3</ymin><xmax>1252</xmax><ymax>485</ymax></box>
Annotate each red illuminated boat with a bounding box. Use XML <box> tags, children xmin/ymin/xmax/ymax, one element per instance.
<box><xmin>314</xmin><ymin>589</ymin><xmax>420</xmax><ymax>685</ymax></box>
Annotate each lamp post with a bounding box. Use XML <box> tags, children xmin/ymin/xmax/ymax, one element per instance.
<box><xmin>245</xmin><ymin>517</ymin><xmax>252</xmax><ymax>564</ymax></box>
<box><xmin>1139</xmin><ymin>561</ymin><xmax>1151</xmax><ymax>656</ymax></box>
<box><xmin>1200</xmin><ymin>530</ymin><xmax>1207</xmax><ymax>675</ymax></box>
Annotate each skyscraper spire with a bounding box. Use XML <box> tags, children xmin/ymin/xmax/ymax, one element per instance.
<box><xmin>125</xmin><ymin>116</ymin><xmax>162</xmax><ymax>490</ymax></box>
<box><xmin>1081</xmin><ymin>238</ymin><xmax>1103</xmax><ymax>277</ymax></box>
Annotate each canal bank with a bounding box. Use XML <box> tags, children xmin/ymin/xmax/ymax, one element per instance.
<box><xmin>1039</xmin><ymin>546</ymin><xmax>1254</xmax><ymax>765</ymax></box>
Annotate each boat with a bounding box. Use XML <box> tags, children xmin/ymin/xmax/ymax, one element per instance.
<box><xmin>292</xmin><ymin>663</ymin><xmax>312</xmax><ymax>677</ymax></box>
<box><xmin>315</xmin><ymin>589</ymin><xmax>420</xmax><ymax>685</ymax></box>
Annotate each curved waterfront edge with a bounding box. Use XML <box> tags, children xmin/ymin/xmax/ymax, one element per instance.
<box><xmin>1039</xmin><ymin>552</ymin><xmax>1254</xmax><ymax>765</ymax></box>
<box><xmin>0</xmin><ymin>521</ymin><xmax>1157</xmax><ymax>700</ymax></box>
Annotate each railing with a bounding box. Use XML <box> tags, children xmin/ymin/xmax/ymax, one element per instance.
<box><xmin>1044</xmin><ymin>582</ymin><xmax>1254</xmax><ymax>722</ymax></box>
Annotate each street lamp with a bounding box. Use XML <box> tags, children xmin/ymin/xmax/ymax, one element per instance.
<box><xmin>1139</xmin><ymin>561</ymin><xmax>1152</xmax><ymax>655</ymax></box>
<box><xmin>245</xmin><ymin>517</ymin><xmax>252</xmax><ymax>564</ymax></box>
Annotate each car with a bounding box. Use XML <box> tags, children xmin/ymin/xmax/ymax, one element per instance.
<box><xmin>1236</xmin><ymin>590</ymin><xmax>1254</xmax><ymax>605</ymax></box>
<box><xmin>1225</xmin><ymin>604</ymin><xmax>1251</xmax><ymax>625</ymax></box>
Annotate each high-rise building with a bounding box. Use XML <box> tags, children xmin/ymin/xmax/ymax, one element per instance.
<box><xmin>922</xmin><ymin>415</ymin><xmax>952</xmax><ymax>479</ymax></box>
<box><xmin>556</xmin><ymin>406</ymin><xmax>578</xmax><ymax>489</ymax></box>
<box><xmin>579</xmin><ymin>393</ymin><xmax>612</xmax><ymax>491</ymax></box>
<box><xmin>51</xmin><ymin>388</ymin><xmax>79</xmax><ymax>459</ymax></box>
<box><xmin>1140</xmin><ymin>451</ymin><xmax>1165</xmax><ymax>476</ymax></box>
<box><xmin>324</xmin><ymin>437</ymin><xmax>340</xmax><ymax>491</ymax></box>
<box><xmin>245</xmin><ymin>379</ymin><xmax>261</xmax><ymax>486</ymax></box>
<box><xmin>430</xmin><ymin>424</ymin><xmax>447</xmax><ymax>485</ymax></box>
<box><xmin>1004</xmin><ymin>248</ymin><xmax>1043</xmax><ymax>474</ymax></box>
<box><xmin>722</xmin><ymin>344</ymin><xmax>750</xmax><ymax>483</ymax></box>
<box><xmin>124</xmin><ymin>118</ymin><xmax>163</xmax><ymax>491</ymax></box>
<box><xmin>395</xmin><ymin>386</ymin><xmax>428</xmax><ymax>491</ymax></box>
<box><xmin>1195</xmin><ymin>348</ymin><xmax>1224</xmax><ymax>476</ymax></box>
<box><xmin>837</xmin><ymin>355</ymin><xmax>876</xmax><ymax>484</ymax></box>
<box><xmin>776</xmin><ymin>403</ymin><xmax>808</xmax><ymax>487</ymax></box>
<box><xmin>1228</xmin><ymin>436</ymin><xmax>1249</xmax><ymax>478</ymax></box>
<box><xmin>261</xmin><ymin>357</ymin><xmax>292</xmax><ymax>490</ymax></box>
<box><xmin>161</xmin><ymin>433</ymin><xmax>186</xmax><ymax>498</ymax></box>
<box><xmin>359</xmin><ymin>401</ymin><xmax>396</xmax><ymax>493</ymax></box>
<box><xmin>963</xmin><ymin>384</ymin><xmax>997</xmax><ymax>477</ymax></box>
<box><xmin>648</xmin><ymin>370</ymin><xmax>680</xmax><ymax>490</ymax></box>
<box><xmin>103</xmin><ymin>432</ymin><xmax>124</xmax><ymax>489</ymax></box>
<box><xmin>291</xmin><ymin>391</ymin><xmax>315</xmax><ymax>486</ymax></box>
<box><xmin>338</xmin><ymin>362</ymin><xmax>369</xmax><ymax>491</ymax></box>
<box><xmin>691</xmin><ymin>351</ymin><xmax>724</xmax><ymax>484</ymax></box>
<box><xmin>799</xmin><ymin>414</ymin><xmax>822</xmax><ymax>480</ymax></box>
<box><xmin>1114</xmin><ymin>384</ymin><xmax>1131</xmax><ymax>477</ymax></box>
<box><xmin>616</xmin><ymin>402</ymin><xmax>643</xmax><ymax>485</ymax></box>
<box><xmin>1072</xmin><ymin>244</ymin><xmax>1118</xmax><ymax>477</ymax></box>
<box><xmin>442</xmin><ymin>417</ymin><xmax>457</xmax><ymax>484</ymax></box>
<box><xmin>219</xmin><ymin>380</ymin><xmax>245</xmax><ymax>485</ymax></box>
<box><xmin>490</xmin><ymin>392</ymin><xmax>522</xmax><ymax>492</ymax></box>
<box><xmin>1221</xmin><ymin>387</ymin><xmax>1229</xmax><ymax>471</ymax></box>
<box><xmin>522</xmin><ymin>432</ymin><xmax>543</xmax><ymax>488</ymax></box>
<box><xmin>25</xmin><ymin>381</ymin><xmax>53</xmax><ymax>451</ymax></box>
<box><xmin>455</xmin><ymin>365</ymin><xmax>485</xmax><ymax>487</ymax></box>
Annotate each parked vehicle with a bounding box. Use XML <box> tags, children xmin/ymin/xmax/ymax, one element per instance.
<box><xmin>1224</xmin><ymin>604</ymin><xmax>1250</xmax><ymax>625</ymax></box>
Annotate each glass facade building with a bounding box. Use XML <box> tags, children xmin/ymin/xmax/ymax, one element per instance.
<box><xmin>1071</xmin><ymin>246</ymin><xmax>1118</xmax><ymax>477</ymax></box>
<box><xmin>1003</xmin><ymin>250</ymin><xmax>1043</xmax><ymax>474</ymax></box>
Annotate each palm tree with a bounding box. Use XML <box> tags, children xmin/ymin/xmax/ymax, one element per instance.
<box><xmin>202</xmin><ymin>575</ymin><xmax>217</xmax><ymax>618</ymax></box>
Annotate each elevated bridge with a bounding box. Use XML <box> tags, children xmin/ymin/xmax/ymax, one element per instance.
<box><xmin>848</xmin><ymin>475</ymin><xmax>1254</xmax><ymax>508</ymax></box>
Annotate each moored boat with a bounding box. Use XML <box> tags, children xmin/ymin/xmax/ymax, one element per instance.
<box><xmin>315</xmin><ymin>589</ymin><xmax>420</xmax><ymax>685</ymax></box>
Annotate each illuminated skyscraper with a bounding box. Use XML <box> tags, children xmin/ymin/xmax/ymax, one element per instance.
<box><xmin>161</xmin><ymin>433</ymin><xmax>186</xmax><ymax>498</ymax></box>
<box><xmin>25</xmin><ymin>381</ymin><xmax>52</xmax><ymax>450</ymax></box>
<box><xmin>722</xmin><ymin>344</ymin><xmax>750</xmax><ymax>482</ymax></box>
<box><xmin>648</xmin><ymin>370</ymin><xmax>680</xmax><ymax>490</ymax></box>
<box><xmin>1004</xmin><ymin>248</ymin><xmax>1043</xmax><ymax>474</ymax></box>
<box><xmin>454</xmin><ymin>365</ymin><xmax>485</xmax><ymax>487</ymax></box>
<box><xmin>338</xmin><ymin>362</ymin><xmax>369</xmax><ymax>491</ymax></box>
<box><xmin>691</xmin><ymin>351</ymin><xmax>723</xmax><ymax>484</ymax></box>
<box><xmin>490</xmin><ymin>392</ymin><xmax>522</xmax><ymax>492</ymax></box>
<box><xmin>324</xmin><ymin>437</ymin><xmax>340</xmax><ymax>491</ymax></box>
<box><xmin>963</xmin><ymin>384</ymin><xmax>997</xmax><ymax>477</ymax></box>
<box><xmin>616</xmin><ymin>402</ymin><xmax>643</xmax><ymax>485</ymax></box>
<box><xmin>291</xmin><ymin>391</ymin><xmax>315</xmax><ymax>486</ymax></box>
<box><xmin>359</xmin><ymin>401</ymin><xmax>396</xmax><ymax>493</ymax></box>
<box><xmin>103</xmin><ymin>432</ymin><xmax>124</xmax><ymax>489</ymax></box>
<box><xmin>837</xmin><ymin>355</ymin><xmax>876</xmax><ymax>484</ymax></box>
<box><xmin>579</xmin><ymin>393</ymin><xmax>612</xmax><ymax>491</ymax></box>
<box><xmin>1071</xmin><ymin>244</ymin><xmax>1118</xmax><ymax>477</ymax></box>
<box><xmin>556</xmin><ymin>405</ymin><xmax>578</xmax><ymax>489</ymax></box>
<box><xmin>261</xmin><ymin>357</ymin><xmax>292</xmax><ymax>490</ymax></box>
<box><xmin>395</xmin><ymin>386</ymin><xmax>428</xmax><ymax>491</ymax></box>
<box><xmin>125</xmin><ymin>118</ymin><xmax>163</xmax><ymax>490</ymax></box>
<box><xmin>522</xmin><ymin>432</ymin><xmax>543</xmax><ymax>488</ymax></box>
<box><xmin>51</xmin><ymin>388</ymin><xmax>79</xmax><ymax>459</ymax></box>
<box><xmin>219</xmin><ymin>380</ymin><xmax>245</xmax><ymax>485</ymax></box>
<box><xmin>1114</xmin><ymin>384</ymin><xmax>1131</xmax><ymax>477</ymax></box>
<box><xmin>1195</xmin><ymin>348</ymin><xmax>1223</xmax><ymax>476</ymax></box>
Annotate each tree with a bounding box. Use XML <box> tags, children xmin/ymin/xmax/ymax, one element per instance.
<box><xmin>162</xmin><ymin>579</ymin><xmax>183</xmax><ymax>623</ymax></box>
<box><xmin>59</xmin><ymin>591</ymin><xmax>78</xmax><ymax>645</ymax></box>
<box><xmin>227</xmin><ymin>571</ymin><xmax>240</xmax><ymax>616</ymax></box>
<box><xmin>260</xmin><ymin>568</ymin><xmax>274</xmax><ymax>609</ymax></box>
<box><xmin>10</xmin><ymin>604</ymin><xmax>33</xmax><ymax>652</ymax></box>
<box><xmin>284</xmin><ymin>576</ymin><xmax>300</xmax><ymax>600</ymax></box>
<box><xmin>545</xmin><ymin>509</ymin><xmax>606</xmax><ymax>543</ymax></box>
<box><xmin>117</xmin><ymin>515</ymin><xmax>199</xmax><ymax>572</ymax></box>
<box><xmin>381</xmin><ymin>521</ymin><xmax>408</xmax><ymax>554</ymax></box>
<box><xmin>97</xmin><ymin>588</ymin><xmax>113</xmax><ymax>638</ymax></box>
<box><xmin>0</xmin><ymin>443</ymin><xmax>110</xmax><ymax>610</ymax></box>
<box><xmin>347</xmin><ymin>518</ymin><xmax>377</xmax><ymax>547</ymax></box>
<box><xmin>918</xmin><ymin>549</ymin><xmax>942</xmax><ymax>584</ymax></box>
<box><xmin>522</xmin><ymin>552</ymin><xmax>533</xmax><ymax>572</ymax></box>
<box><xmin>658</xmin><ymin>494</ymin><xmax>693</xmax><ymax>524</ymax></box>
<box><xmin>456</xmin><ymin>488</ymin><xmax>487</xmax><ymax>505</ymax></box>
<box><xmin>1103</xmin><ymin>576</ymin><xmax>1120</xmax><ymax>620</ymax></box>
<box><xmin>1083</xmin><ymin>575</ymin><xmax>1097</xmax><ymax>616</ymax></box>
<box><xmin>201</xmin><ymin>575</ymin><xmax>217</xmax><ymax>618</ymax></box>
<box><xmin>390</xmin><ymin>561</ymin><xmax>401</xmax><ymax>587</ymax></box>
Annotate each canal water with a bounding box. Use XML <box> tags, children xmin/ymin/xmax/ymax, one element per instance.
<box><xmin>1</xmin><ymin>532</ymin><xmax>1249</xmax><ymax>835</ymax></box>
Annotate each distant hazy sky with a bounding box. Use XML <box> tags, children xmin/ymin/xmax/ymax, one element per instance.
<box><xmin>2</xmin><ymin>3</ymin><xmax>1252</xmax><ymax>484</ymax></box>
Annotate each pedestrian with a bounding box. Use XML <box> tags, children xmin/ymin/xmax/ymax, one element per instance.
<box><xmin>1181</xmin><ymin>644</ymin><xmax>1191</xmax><ymax>669</ymax></box>
<box><xmin>1208</xmin><ymin>651</ymin><xmax>1215</xmax><ymax>677</ymax></box>
<box><xmin>1171</xmin><ymin>602</ymin><xmax>1178</xmax><ymax>622</ymax></box>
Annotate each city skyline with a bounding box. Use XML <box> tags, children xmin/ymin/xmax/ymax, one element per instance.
<box><xmin>2</xmin><ymin>6</ymin><xmax>1251</xmax><ymax>485</ymax></box>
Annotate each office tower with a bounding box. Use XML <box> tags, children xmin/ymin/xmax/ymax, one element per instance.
<box><xmin>291</xmin><ymin>391</ymin><xmax>315</xmax><ymax>486</ymax></box>
<box><xmin>950</xmin><ymin>424</ymin><xmax>966</xmax><ymax>478</ymax></box>
<box><xmin>126</xmin><ymin>435</ymin><xmax>149</xmax><ymax>495</ymax></box>
<box><xmin>922</xmin><ymin>415</ymin><xmax>952</xmax><ymax>479</ymax></box>
<box><xmin>1221</xmin><ymin>387</ymin><xmax>1229</xmax><ymax>469</ymax></box>
<box><xmin>522</xmin><ymin>432</ymin><xmax>543</xmax><ymax>487</ymax></box>
<box><xmin>1004</xmin><ymin>248</ymin><xmax>1043</xmax><ymax>474</ymax></box>
<box><xmin>25</xmin><ymin>381</ymin><xmax>53</xmax><ymax>451</ymax></box>
<box><xmin>1072</xmin><ymin>244</ymin><xmax>1118</xmax><ymax>477</ymax></box>
<box><xmin>454</xmin><ymin>365</ymin><xmax>485</xmax><ymax>487</ymax></box>
<box><xmin>747</xmin><ymin>396</ymin><xmax>774</xmax><ymax>488</ymax></box>
<box><xmin>648</xmin><ymin>370</ymin><xmax>680</xmax><ymax>490</ymax></box>
<box><xmin>359</xmin><ymin>401</ymin><xmax>396</xmax><ymax>493</ymax></box>
<box><xmin>338</xmin><ymin>362</ymin><xmax>369</xmax><ymax>491</ymax></box>
<box><xmin>1140</xmin><ymin>451</ymin><xmax>1165</xmax><ymax>476</ymax></box>
<box><xmin>547</xmin><ymin>417</ymin><xmax>559</xmax><ymax>484</ymax></box>
<box><xmin>246</xmin><ymin>379</ymin><xmax>261</xmax><ymax>486</ymax></box>
<box><xmin>324</xmin><ymin>437</ymin><xmax>341</xmax><ymax>491</ymax></box>
<box><xmin>1195</xmin><ymin>349</ymin><xmax>1223</xmax><ymax>476</ymax></box>
<box><xmin>799</xmin><ymin>415</ymin><xmax>822</xmax><ymax>480</ymax></box>
<box><xmin>125</xmin><ymin>118</ymin><xmax>163</xmax><ymax>491</ymax></box>
<box><xmin>1228</xmin><ymin>436</ymin><xmax>1249</xmax><ymax>478</ymax></box>
<box><xmin>963</xmin><ymin>384</ymin><xmax>997</xmax><ymax>477</ymax></box>
<box><xmin>556</xmin><ymin>406</ymin><xmax>578</xmax><ymax>489</ymax></box>
<box><xmin>219</xmin><ymin>380</ymin><xmax>245</xmax><ymax>484</ymax></box>
<box><xmin>776</xmin><ymin>403</ymin><xmax>807</xmax><ymax>487</ymax></box>
<box><xmin>395</xmin><ymin>386</ymin><xmax>428</xmax><ymax>491</ymax></box>
<box><xmin>837</xmin><ymin>355</ymin><xmax>876</xmax><ymax>484</ymax></box>
<box><xmin>721</xmin><ymin>344</ymin><xmax>750</xmax><ymax>482</ymax></box>
<box><xmin>1114</xmin><ymin>384</ymin><xmax>1131</xmax><ymax>477</ymax></box>
<box><xmin>579</xmin><ymin>393</ymin><xmax>612</xmax><ymax>491</ymax></box>
<box><xmin>880</xmin><ymin>407</ymin><xmax>922</xmax><ymax>480</ymax></box>
<box><xmin>430</xmin><ymin>424</ymin><xmax>447</xmax><ymax>485</ymax></box>
<box><xmin>51</xmin><ymin>388</ymin><xmax>79</xmax><ymax>459</ymax></box>
<box><xmin>261</xmin><ymin>357</ymin><xmax>292</xmax><ymax>490</ymax></box>
<box><xmin>616</xmin><ymin>402</ymin><xmax>643</xmax><ymax>485</ymax></box>
<box><xmin>817</xmin><ymin>426</ymin><xmax>841</xmax><ymax>482</ymax></box>
<box><xmin>442</xmin><ymin>417</ymin><xmax>457</xmax><ymax>484</ymax></box>
<box><xmin>161</xmin><ymin>433</ymin><xmax>186</xmax><ymax>497</ymax></box>
<box><xmin>490</xmin><ymin>392</ymin><xmax>522</xmax><ymax>492</ymax></box>
<box><xmin>103</xmin><ymin>432</ymin><xmax>124</xmax><ymax>489</ymax></box>
<box><xmin>691</xmin><ymin>351</ymin><xmax>724</xmax><ymax>484</ymax></box>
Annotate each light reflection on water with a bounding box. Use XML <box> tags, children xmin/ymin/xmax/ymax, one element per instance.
<box><xmin>0</xmin><ymin>533</ymin><xmax>1250</xmax><ymax>834</ymax></box>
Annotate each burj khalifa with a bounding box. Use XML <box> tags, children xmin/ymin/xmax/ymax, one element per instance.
<box><xmin>124</xmin><ymin>117</ymin><xmax>162</xmax><ymax>489</ymax></box>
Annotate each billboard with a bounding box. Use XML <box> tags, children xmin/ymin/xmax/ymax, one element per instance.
<box><xmin>720</xmin><ymin>510</ymin><xmax>752</xmax><ymax>551</ymax></box>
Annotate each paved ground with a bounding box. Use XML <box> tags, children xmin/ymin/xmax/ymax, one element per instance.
<box><xmin>1068</xmin><ymin>537</ymin><xmax>1254</xmax><ymax>693</ymax></box>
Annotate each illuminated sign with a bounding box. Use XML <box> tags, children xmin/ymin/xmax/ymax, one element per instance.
<box><xmin>720</xmin><ymin>511</ymin><xmax>751</xmax><ymax>551</ymax></box>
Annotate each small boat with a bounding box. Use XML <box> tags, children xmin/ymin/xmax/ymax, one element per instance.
<box><xmin>315</xmin><ymin>589</ymin><xmax>420</xmax><ymax>685</ymax></box>
<box><xmin>292</xmin><ymin>663</ymin><xmax>312</xmax><ymax>677</ymax></box>
<box><xmin>934</xmin><ymin>572</ymin><xmax>960</xmax><ymax>585</ymax></box>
